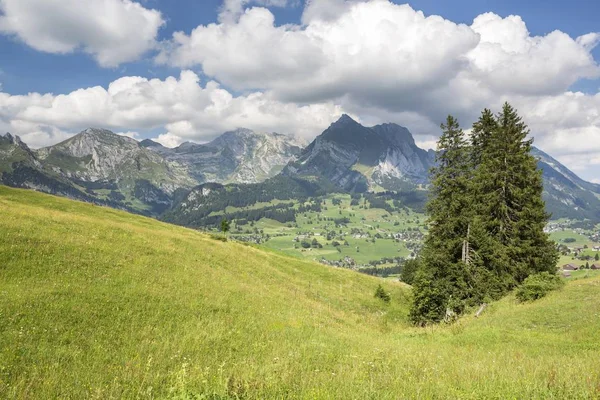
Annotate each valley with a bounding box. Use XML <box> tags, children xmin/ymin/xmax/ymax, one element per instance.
<box><xmin>188</xmin><ymin>192</ymin><xmax>600</xmax><ymax>277</ymax></box>
<box><xmin>4</xmin><ymin>115</ymin><xmax>600</xmax><ymax>277</ymax></box>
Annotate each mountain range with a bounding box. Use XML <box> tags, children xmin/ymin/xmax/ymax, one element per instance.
<box><xmin>1</xmin><ymin>115</ymin><xmax>599</xmax><ymax>221</ymax></box>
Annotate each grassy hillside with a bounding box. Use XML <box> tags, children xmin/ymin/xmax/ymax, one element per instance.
<box><xmin>1</xmin><ymin>186</ymin><xmax>600</xmax><ymax>399</ymax></box>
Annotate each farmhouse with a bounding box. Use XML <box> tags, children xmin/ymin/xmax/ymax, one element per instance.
<box><xmin>591</xmin><ymin>263</ymin><xmax>600</xmax><ymax>270</ymax></box>
<box><xmin>562</xmin><ymin>264</ymin><xmax>579</xmax><ymax>271</ymax></box>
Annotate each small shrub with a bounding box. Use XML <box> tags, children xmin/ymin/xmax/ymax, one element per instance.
<box><xmin>400</xmin><ymin>259</ymin><xmax>421</xmax><ymax>285</ymax></box>
<box><xmin>209</xmin><ymin>233</ymin><xmax>228</xmax><ymax>242</ymax></box>
<box><xmin>374</xmin><ymin>284</ymin><xmax>391</xmax><ymax>303</ymax></box>
<box><xmin>515</xmin><ymin>272</ymin><xmax>565</xmax><ymax>302</ymax></box>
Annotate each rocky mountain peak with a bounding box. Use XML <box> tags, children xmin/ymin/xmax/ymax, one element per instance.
<box><xmin>80</xmin><ymin>127</ymin><xmax>122</xmax><ymax>140</ymax></box>
<box><xmin>287</xmin><ymin>117</ymin><xmax>435</xmax><ymax>191</ymax></box>
<box><xmin>1</xmin><ymin>132</ymin><xmax>26</xmax><ymax>148</ymax></box>
<box><xmin>333</xmin><ymin>114</ymin><xmax>359</xmax><ymax>126</ymax></box>
<box><xmin>371</xmin><ymin>123</ymin><xmax>416</xmax><ymax>146</ymax></box>
<box><xmin>139</xmin><ymin>138</ymin><xmax>163</xmax><ymax>148</ymax></box>
<box><xmin>211</xmin><ymin>128</ymin><xmax>273</xmax><ymax>146</ymax></box>
<box><xmin>47</xmin><ymin>128</ymin><xmax>139</xmax><ymax>159</ymax></box>
<box><xmin>320</xmin><ymin>114</ymin><xmax>374</xmax><ymax>149</ymax></box>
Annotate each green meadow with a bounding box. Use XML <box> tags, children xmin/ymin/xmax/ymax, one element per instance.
<box><xmin>236</xmin><ymin>194</ymin><xmax>425</xmax><ymax>265</ymax></box>
<box><xmin>1</xmin><ymin>186</ymin><xmax>600</xmax><ymax>399</ymax></box>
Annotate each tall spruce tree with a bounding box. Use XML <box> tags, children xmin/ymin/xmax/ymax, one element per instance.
<box><xmin>470</xmin><ymin>108</ymin><xmax>497</xmax><ymax>169</ymax></box>
<box><xmin>410</xmin><ymin>116</ymin><xmax>473</xmax><ymax>324</ymax></box>
<box><xmin>474</xmin><ymin>103</ymin><xmax>558</xmax><ymax>288</ymax></box>
<box><xmin>466</xmin><ymin>108</ymin><xmax>513</xmax><ymax>296</ymax></box>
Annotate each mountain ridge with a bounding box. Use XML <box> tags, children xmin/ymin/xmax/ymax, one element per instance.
<box><xmin>1</xmin><ymin>119</ymin><xmax>600</xmax><ymax>221</ymax></box>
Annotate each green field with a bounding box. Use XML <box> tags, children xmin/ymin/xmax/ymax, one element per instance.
<box><xmin>232</xmin><ymin>194</ymin><xmax>425</xmax><ymax>267</ymax></box>
<box><xmin>1</xmin><ymin>186</ymin><xmax>600</xmax><ymax>399</ymax></box>
<box><xmin>549</xmin><ymin>231</ymin><xmax>593</xmax><ymax>247</ymax></box>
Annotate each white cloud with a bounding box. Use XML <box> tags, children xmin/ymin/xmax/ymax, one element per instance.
<box><xmin>157</xmin><ymin>1</ymin><xmax>600</xmax><ymax>127</ymax></box>
<box><xmin>219</xmin><ymin>0</ymin><xmax>296</xmax><ymax>23</ymax></box>
<box><xmin>160</xmin><ymin>2</ymin><xmax>600</xmax><ymax>99</ymax></box>
<box><xmin>153</xmin><ymin>132</ymin><xmax>184</xmax><ymax>148</ymax></box>
<box><xmin>117</xmin><ymin>131</ymin><xmax>141</xmax><ymax>140</ymax></box>
<box><xmin>0</xmin><ymin>0</ymin><xmax>164</xmax><ymax>67</ymax></box>
<box><xmin>468</xmin><ymin>13</ymin><xmax>599</xmax><ymax>96</ymax></box>
<box><xmin>0</xmin><ymin>70</ymin><xmax>345</xmax><ymax>148</ymax></box>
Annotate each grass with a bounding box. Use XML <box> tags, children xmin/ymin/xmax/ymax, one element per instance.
<box><xmin>549</xmin><ymin>231</ymin><xmax>592</xmax><ymax>247</ymax></box>
<box><xmin>1</xmin><ymin>186</ymin><xmax>600</xmax><ymax>399</ymax></box>
<box><xmin>238</xmin><ymin>195</ymin><xmax>424</xmax><ymax>265</ymax></box>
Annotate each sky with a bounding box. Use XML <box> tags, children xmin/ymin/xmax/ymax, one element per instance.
<box><xmin>0</xmin><ymin>0</ymin><xmax>599</xmax><ymax>181</ymax></box>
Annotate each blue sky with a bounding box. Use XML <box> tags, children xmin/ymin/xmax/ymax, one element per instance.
<box><xmin>0</xmin><ymin>0</ymin><xmax>599</xmax><ymax>180</ymax></box>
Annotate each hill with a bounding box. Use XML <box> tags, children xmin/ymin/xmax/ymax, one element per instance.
<box><xmin>1</xmin><ymin>186</ymin><xmax>600</xmax><ymax>398</ymax></box>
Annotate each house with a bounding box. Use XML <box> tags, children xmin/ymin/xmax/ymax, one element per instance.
<box><xmin>562</xmin><ymin>264</ymin><xmax>579</xmax><ymax>271</ymax></box>
<box><xmin>562</xmin><ymin>271</ymin><xmax>572</xmax><ymax>278</ymax></box>
<box><xmin>591</xmin><ymin>263</ymin><xmax>600</xmax><ymax>270</ymax></box>
<box><xmin>593</xmin><ymin>246</ymin><xmax>600</xmax><ymax>251</ymax></box>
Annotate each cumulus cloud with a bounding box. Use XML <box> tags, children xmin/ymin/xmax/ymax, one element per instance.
<box><xmin>219</xmin><ymin>0</ymin><xmax>296</xmax><ymax>23</ymax></box>
<box><xmin>0</xmin><ymin>71</ymin><xmax>345</xmax><ymax>148</ymax></box>
<box><xmin>117</xmin><ymin>131</ymin><xmax>141</xmax><ymax>140</ymax></box>
<box><xmin>301</xmin><ymin>0</ymin><xmax>365</xmax><ymax>24</ymax></box>
<box><xmin>157</xmin><ymin>1</ymin><xmax>600</xmax><ymax>125</ymax></box>
<box><xmin>0</xmin><ymin>0</ymin><xmax>164</xmax><ymax>67</ymax></box>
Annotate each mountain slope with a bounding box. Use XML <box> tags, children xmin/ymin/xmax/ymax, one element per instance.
<box><xmin>36</xmin><ymin>128</ymin><xmax>196</xmax><ymax>191</ymax></box>
<box><xmin>533</xmin><ymin>147</ymin><xmax>600</xmax><ymax>220</ymax></box>
<box><xmin>284</xmin><ymin>115</ymin><xmax>435</xmax><ymax>192</ymax></box>
<box><xmin>0</xmin><ymin>133</ymin><xmax>39</xmax><ymax>170</ymax></box>
<box><xmin>147</xmin><ymin>128</ymin><xmax>303</xmax><ymax>184</ymax></box>
<box><xmin>1</xmin><ymin>129</ymin><xmax>198</xmax><ymax>215</ymax></box>
<box><xmin>0</xmin><ymin>132</ymin><xmax>129</xmax><ymax>209</ymax></box>
<box><xmin>1</xmin><ymin>185</ymin><xmax>600</xmax><ymax>398</ymax></box>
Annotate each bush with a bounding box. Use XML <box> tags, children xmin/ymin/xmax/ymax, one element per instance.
<box><xmin>400</xmin><ymin>259</ymin><xmax>421</xmax><ymax>285</ymax></box>
<box><xmin>209</xmin><ymin>233</ymin><xmax>228</xmax><ymax>242</ymax></box>
<box><xmin>515</xmin><ymin>272</ymin><xmax>565</xmax><ymax>302</ymax></box>
<box><xmin>374</xmin><ymin>284</ymin><xmax>391</xmax><ymax>303</ymax></box>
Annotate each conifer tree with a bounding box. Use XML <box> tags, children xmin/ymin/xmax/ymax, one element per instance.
<box><xmin>470</xmin><ymin>108</ymin><xmax>497</xmax><ymax>169</ymax></box>
<box><xmin>474</xmin><ymin>103</ymin><xmax>557</xmax><ymax>286</ymax></box>
<box><xmin>411</xmin><ymin>104</ymin><xmax>559</xmax><ymax>325</ymax></box>
<box><xmin>410</xmin><ymin>116</ymin><xmax>472</xmax><ymax>324</ymax></box>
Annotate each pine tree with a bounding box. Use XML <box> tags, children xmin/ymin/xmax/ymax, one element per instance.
<box><xmin>220</xmin><ymin>218</ymin><xmax>230</xmax><ymax>237</ymax></box>
<box><xmin>410</xmin><ymin>116</ymin><xmax>473</xmax><ymax>324</ymax></box>
<box><xmin>474</xmin><ymin>103</ymin><xmax>557</xmax><ymax>287</ymax></box>
<box><xmin>470</xmin><ymin>108</ymin><xmax>497</xmax><ymax>169</ymax></box>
